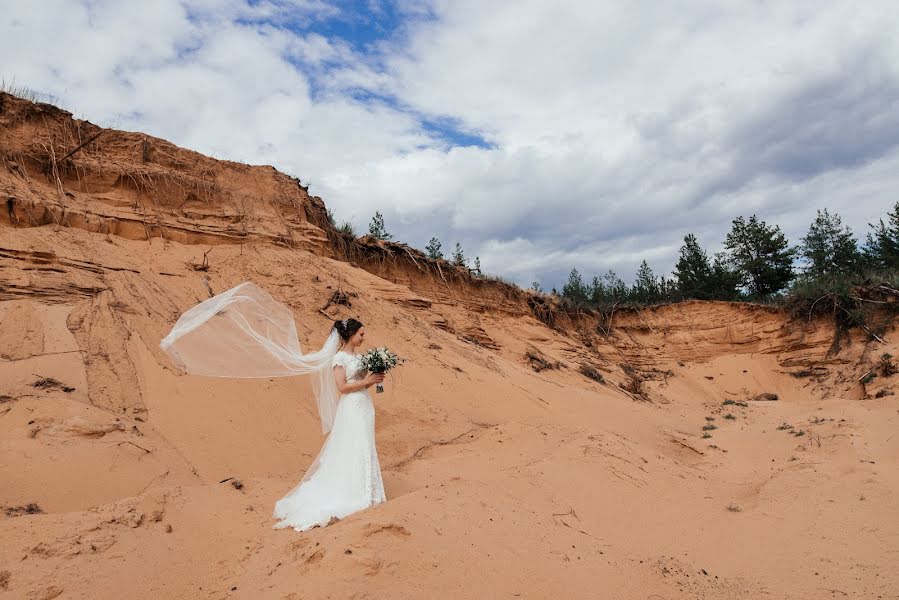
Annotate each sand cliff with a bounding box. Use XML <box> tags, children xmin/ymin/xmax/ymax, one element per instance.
<box><xmin>1</xmin><ymin>93</ymin><xmax>897</xmax><ymax>599</ymax></box>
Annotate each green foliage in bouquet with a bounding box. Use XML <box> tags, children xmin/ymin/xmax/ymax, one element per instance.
<box><xmin>360</xmin><ymin>347</ymin><xmax>402</xmax><ymax>393</ymax></box>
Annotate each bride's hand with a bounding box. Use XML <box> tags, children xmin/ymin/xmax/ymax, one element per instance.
<box><xmin>363</xmin><ymin>372</ymin><xmax>385</xmax><ymax>388</ymax></box>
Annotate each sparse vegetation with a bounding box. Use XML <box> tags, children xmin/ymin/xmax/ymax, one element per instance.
<box><xmin>578</xmin><ymin>363</ymin><xmax>605</xmax><ymax>383</ymax></box>
<box><xmin>702</xmin><ymin>432</ymin><xmax>712</xmax><ymax>439</ymax></box>
<box><xmin>726</xmin><ymin>503</ymin><xmax>742</xmax><ymax>513</ymax></box>
<box><xmin>31</xmin><ymin>376</ymin><xmax>75</xmax><ymax>393</ymax></box>
<box><xmin>777</xmin><ymin>422</ymin><xmax>793</xmax><ymax>430</ymax></box>
<box><xmin>0</xmin><ymin>77</ymin><xmax>59</xmax><ymax>105</ymax></box>
<box><xmin>879</xmin><ymin>353</ymin><xmax>896</xmax><ymax>377</ymax></box>
<box><xmin>4</xmin><ymin>502</ymin><xmax>44</xmax><ymax>517</ymax></box>
<box><xmin>337</xmin><ymin>221</ymin><xmax>356</xmax><ymax>237</ymax></box>
<box><xmin>702</xmin><ymin>424</ymin><xmax>717</xmax><ymax>431</ymax></box>
<box><xmin>723</xmin><ymin>413</ymin><xmax>736</xmax><ymax>420</ymax></box>
<box><xmin>721</xmin><ymin>399</ymin><xmax>749</xmax><ymax>408</ymax></box>
<box><xmin>525</xmin><ymin>347</ymin><xmax>563</xmax><ymax>372</ymax></box>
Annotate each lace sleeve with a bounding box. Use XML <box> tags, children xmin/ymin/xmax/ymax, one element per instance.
<box><xmin>331</xmin><ymin>353</ymin><xmax>345</xmax><ymax>370</ymax></box>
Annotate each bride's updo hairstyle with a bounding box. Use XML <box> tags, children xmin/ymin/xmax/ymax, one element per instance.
<box><xmin>334</xmin><ymin>318</ymin><xmax>363</xmax><ymax>342</ymax></box>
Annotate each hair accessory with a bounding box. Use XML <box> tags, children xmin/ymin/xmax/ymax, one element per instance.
<box><xmin>341</xmin><ymin>318</ymin><xmax>348</xmax><ymax>327</ymax></box>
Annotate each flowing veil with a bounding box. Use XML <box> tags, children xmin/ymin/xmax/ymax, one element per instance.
<box><xmin>159</xmin><ymin>281</ymin><xmax>343</xmax><ymax>434</ymax></box>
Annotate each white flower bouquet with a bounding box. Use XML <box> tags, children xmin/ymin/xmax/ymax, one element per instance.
<box><xmin>360</xmin><ymin>347</ymin><xmax>401</xmax><ymax>393</ymax></box>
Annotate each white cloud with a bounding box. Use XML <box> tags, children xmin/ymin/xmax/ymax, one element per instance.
<box><xmin>3</xmin><ymin>0</ymin><xmax>898</xmax><ymax>289</ymax></box>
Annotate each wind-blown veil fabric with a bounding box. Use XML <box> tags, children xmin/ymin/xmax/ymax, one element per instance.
<box><xmin>159</xmin><ymin>281</ymin><xmax>342</xmax><ymax>433</ymax></box>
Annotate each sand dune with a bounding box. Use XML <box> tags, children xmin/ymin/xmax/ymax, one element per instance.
<box><xmin>2</xmin><ymin>93</ymin><xmax>898</xmax><ymax>599</ymax></box>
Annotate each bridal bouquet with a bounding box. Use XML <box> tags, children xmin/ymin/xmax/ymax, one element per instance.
<box><xmin>360</xmin><ymin>347</ymin><xmax>401</xmax><ymax>393</ymax></box>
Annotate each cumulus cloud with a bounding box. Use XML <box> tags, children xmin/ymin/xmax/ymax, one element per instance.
<box><xmin>2</xmin><ymin>0</ymin><xmax>898</xmax><ymax>289</ymax></box>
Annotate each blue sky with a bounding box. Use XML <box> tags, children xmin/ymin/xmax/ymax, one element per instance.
<box><xmin>3</xmin><ymin>1</ymin><xmax>899</xmax><ymax>290</ymax></box>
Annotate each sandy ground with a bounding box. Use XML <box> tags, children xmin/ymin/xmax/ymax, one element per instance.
<box><xmin>2</xmin><ymin>93</ymin><xmax>898</xmax><ymax>599</ymax></box>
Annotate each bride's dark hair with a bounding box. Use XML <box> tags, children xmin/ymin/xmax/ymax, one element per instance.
<box><xmin>334</xmin><ymin>318</ymin><xmax>363</xmax><ymax>342</ymax></box>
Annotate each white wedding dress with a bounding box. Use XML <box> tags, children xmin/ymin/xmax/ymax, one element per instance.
<box><xmin>158</xmin><ymin>282</ymin><xmax>387</xmax><ymax>532</ymax></box>
<box><xmin>272</xmin><ymin>350</ymin><xmax>386</xmax><ymax>531</ymax></box>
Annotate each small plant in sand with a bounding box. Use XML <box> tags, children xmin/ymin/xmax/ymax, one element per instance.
<box><xmin>368</xmin><ymin>211</ymin><xmax>393</xmax><ymax>241</ymax></box>
<box><xmin>726</xmin><ymin>503</ymin><xmax>742</xmax><ymax>513</ymax></box>
<box><xmin>338</xmin><ymin>221</ymin><xmax>356</xmax><ymax>237</ymax></box>
<box><xmin>425</xmin><ymin>237</ymin><xmax>444</xmax><ymax>260</ymax></box>
<box><xmin>723</xmin><ymin>413</ymin><xmax>736</xmax><ymax>420</ymax></box>
<box><xmin>879</xmin><ymin>353</ymin><xmax>896</xmax><ymax>377</ymax></box>
<box><xmin>452</xmin><ymin>242</ymin><xmax>467</xmax><ymax>267</ymax></box>
<box><xmin>4</xmin><ymin>503</ymin><xmax>43</xmax><ymax>517</ymax></box>
<box><xmin>578</xmin><ymin>363</ymin><xmax>605</xmax><ymax>383</ymax></box>
<box><xmin>777</xmin><ymin>422</ymin><xmax>793</xmax><ymax>430</ymax></box>
<box><xmin>702</xmin><ymin>423</ymin><xmax>717</xmax><ymax>431</ymax></box>
<box><xmin>702</xmin><ymin>432</ymin><xmax>712</xmax><ymax>439</ymax></box>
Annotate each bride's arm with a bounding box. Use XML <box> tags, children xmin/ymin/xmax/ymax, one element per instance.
<box><xmin>334</xmin><ymin>365</ymin><xmax>383</xmax><ymax>394</ymax></box>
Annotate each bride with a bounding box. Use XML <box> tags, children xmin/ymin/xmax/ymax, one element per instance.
<box><xmin>272</xmin><ymin>317</ymin><xmax>386</xmax><ymax>531</ymax></box>
<box><xmin>159</xmin><ymin>282</ymin><xmax>387</xmax><ymax>531</ymax></box>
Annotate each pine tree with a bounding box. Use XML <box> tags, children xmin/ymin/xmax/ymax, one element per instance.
<box><xmin>562</xmin><ymin>268</ymin><xmax>589</xmax><ymax>305</ymax></box>
<box><xmin>368</xmin><ymin>211</ymin><xmax>393</xmax><ymax>241</ymax></box>
<box><xmin>425</xmin><ymin>237</ymin><xmax>444</xmax><ymax>260</ymax></box>
<box><xmin>658</xmin><ymin>275</ymin><xmax>676</xmax><ymax>302</ymax></box>
<box><xmin>724</xmin><ymin>215</ymin><xmax>796</xmax><ymax>297</ymax></box>
<box><xmin>673</xmin><ymin>234</ymin><xmax>712</xmax><ymax>299</ymax></box>
<box><xmin>452</xmin><ymin>242</ymin><xmax>467</xmax><ymax>267</ymax></box>
<box><xmin>531</xmin><ymin>281</ymin><xmax>543</xmax><ymax>293</ymax></box>
<box><xmin>708</xmin><ymin>252</ymin><xmax>742</xmax><ymax>300</ymax></box>
<box><xmin>799</xmin><ymin>209</ymin><xmax>860</xmax><ymax>278</ymax></box>
<box><xmin>588</xmin><ymin>276</ymin><xmax>603</xmax><ymax>304</ymax></box>
<box><xmin>632</xmin><ymin>260</ymin><xmax>660</xmax><ymax>304</ymax></box>
<box><xmin>865</xmin><ymin>201</ymin><xmax>899</xmax><ymax>269</ymax></box>
<box><xmin>598</xmin><ymin>269</ymin><xmax>628</xmax><ymax>304</ymax></box>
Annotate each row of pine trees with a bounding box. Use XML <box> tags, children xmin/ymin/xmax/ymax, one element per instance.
<box><xmin>556</xmin><ymin>202</ymin><xmax>899</xmax><ymax>307</ymax></box>
<box><xmin>333</xmin><ymin>203</ymin><xmax>899</xmax><ymax>308</ymax></box>
<box><xmin>331</xmin><ymin>210</ymin><xmax>483</xmax><ymax>276</ymax></box>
